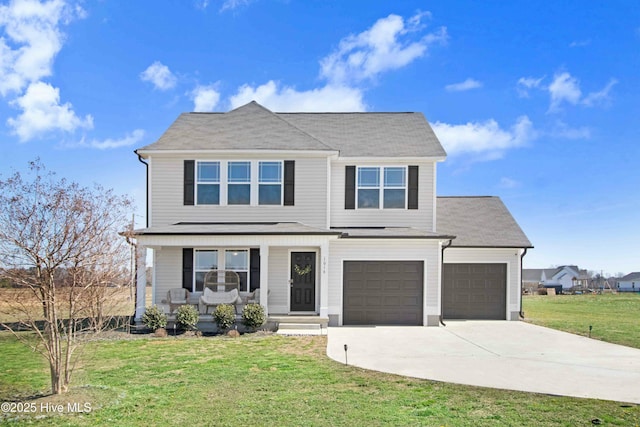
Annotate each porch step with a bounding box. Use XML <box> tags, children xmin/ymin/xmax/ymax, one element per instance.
<box><xmin>276</xmin><ymin>323</ymin><xmax>325</xmax><ymax>336</ymax></box>
<box><xmin>278</xmin><ymin>323</ymin><xmax>321</xmax><ymax>330</ymax></box>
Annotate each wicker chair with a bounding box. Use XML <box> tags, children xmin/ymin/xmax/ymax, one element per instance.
<box><xmin>167</xmin><ymin>288</ymin><xmax>190</xmax><ymax>314</ymax></box>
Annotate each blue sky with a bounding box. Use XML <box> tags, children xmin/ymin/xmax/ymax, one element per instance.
<box><xmin>0</xmin><ymin>0</ymin><xmax>638</xmax><ymax>275</ymax></box>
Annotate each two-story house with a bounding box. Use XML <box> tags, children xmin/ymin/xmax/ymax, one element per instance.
<box><xmin>130</xmin><ymin>101</ymin><xmax>532</xmax><ymax>327</ymax></box>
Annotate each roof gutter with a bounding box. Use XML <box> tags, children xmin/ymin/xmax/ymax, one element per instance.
<box><xmin>135</xmin><ymin>150</ymin><xmax>149</xmax><ymax>228</ymax></box>
<box><xmin>440</xmin><ymin>239</ymin><xmax>454</xmax><ymax>326</ymax></box>
<box><xmin>519</xmin><ymin>247</ymin><xmax>528</xmax><ymax>319</ymax></box>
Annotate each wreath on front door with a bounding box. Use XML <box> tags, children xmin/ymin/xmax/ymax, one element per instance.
<box><xmin>294</xmin><ymin>264</ymin><xmax>312</xmax><ymax>276</ymax></box>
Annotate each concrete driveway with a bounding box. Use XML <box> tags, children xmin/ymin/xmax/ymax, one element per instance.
<box><xmin>327</xmin><ymin>321</ymin><xmax>640</xmax><ymax>404</ymax></box>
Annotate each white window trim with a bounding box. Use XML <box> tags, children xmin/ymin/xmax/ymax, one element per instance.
<box><xmin>258</xmin><ymin>161</ymin><xmax>284</xmax><ymax>206</ymax></box>
<box><xmin>355</xmin><ymin>166</ymin><xmax>408</xmax><ymax>210</ymax></box>
<box><xmin>193</xmin><ymin>248</ymin><xmax>251</xmax><ymax>293</ymax></box>
<box><xmin>194</xmin><ymin>160</ymin><xmax>284</xmax><ymax>207</ymax></box>
<box><xmin>195</xmin><ymin>161</ymin><xmax>221</xmax><ymax>206</ymax></box>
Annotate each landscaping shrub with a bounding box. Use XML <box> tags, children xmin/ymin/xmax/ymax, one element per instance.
<box><xmin>242</xmin><ymin>303</ymin><xmax>266</xmax><ymax>330</ymax></box>
<box><xmin>175</xmin><ymin>305</ymin><xmax>199</xmax><ymax>330</ymax></box>
<box><xmin>213</xmin><ymin>304</ymin><xmax>235</xmax><ymax>331</ymax></box>
<box><xmin>142</xmin><ymin>306</ymin><xmax>167</xmax><ymax>331</ymax></box>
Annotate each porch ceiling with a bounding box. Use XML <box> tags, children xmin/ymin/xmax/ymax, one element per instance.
<box><xmin>132</xmin><ymin>222</ymin><xmax>343</xmax><ymax>236</ymax></box>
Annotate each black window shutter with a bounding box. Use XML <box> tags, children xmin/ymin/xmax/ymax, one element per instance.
<box><xmin>408</xmin><ymin>165</ymin><xmax>419</xmax><ymax>210</ymax></box>
<box><xmin>345</xmin><ymin>165</ymin><xmax>356</xmax><ymax>209</ymax></box>
<box><xmin>249</xmin><ymin>248</ymin><xmax>261</xmax><ymax>291</ymax></box>
<box><xmin>182</xmin><ymin>248</ymin><xmax>194</xmax><ymax>291</ymax></box>
<box><xmin>284</xmin><ymin>160</ymin><xmax>295</xmax><ymax>206</ymax></box>
<box><xmin>184</xmin><ymin>160</ymin><xmax>195</xmax><ymax>206</ymax></box>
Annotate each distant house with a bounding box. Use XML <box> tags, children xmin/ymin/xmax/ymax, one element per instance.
<box><xmin>616</xmin><ymin>272</ymin><xmax>640</xmax><ymax>292</ymax></box>
<box><xmin>522</xmin><ymin>265</ymin><xmax>591</xmax><ymax>291</ymax></box>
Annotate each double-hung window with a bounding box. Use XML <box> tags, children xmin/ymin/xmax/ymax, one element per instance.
<box><xmin>194</xmin><ymin>250</ymin><xmax>218</xmax><ymax>292</ymax></box>
<box><xmin>225</xmin><ymin>250</ymin><xmax>248</xmax><ymax>291</ymax></box>
<box><xmin>196</xmin><ymin>162</ymin><xmax>220</xmax><ymax>205</ymax></box>
<box><xmin>357</xmin><ymin>166</ymin><xmax>406</xmax><ymax>209</ymax></box>
<box><xmin>228</xmin><ymin>162</ymin><xmax>251</xmax><ymax>205</ymax></box>
<box><xmin>258</xmin><ymin>161</ymin><xmax>282</xmax><ymax>205</ymax></box>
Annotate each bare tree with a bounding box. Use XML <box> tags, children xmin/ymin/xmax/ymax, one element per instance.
<box><xmin>0</xmin><ymin>160</ymin><xmax>133</xmax><ymax>395</ymax></box>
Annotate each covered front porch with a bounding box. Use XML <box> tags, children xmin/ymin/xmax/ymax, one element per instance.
<box><xmin>131</xmin><ymin>222</ymin><xmax>341</xmax><ymax>328</ymax></box>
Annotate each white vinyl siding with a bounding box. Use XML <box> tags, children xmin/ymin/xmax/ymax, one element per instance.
<box><xmin>331</xmin><ymin>159</ymin><xmax>436</xmax><ymax>229</ymax></box>
<box><xmin>149</xmin><ymin>154</ymin><xmax>328</xmax><ymax>228</ymax></box>
<box><xmin>154</xmin><ymin>247</ymin><xmax>182</xmax><ymax>306</ymax></box>
<box><xmin>443</xmin><ymin>248</ymin><xmax>523</xmax><ymax>321</ymax></box>
<box><xmin>267</xmin><ymin>247</ymin><xmax>289</xmax><ymax>314</ymax></box>
<box><xmin>328</xmin><ymin>238</ymin><xmax>441</xmax><ymax>326</ymax></box>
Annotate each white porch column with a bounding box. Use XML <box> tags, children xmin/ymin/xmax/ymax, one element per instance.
<box><xmin>319</xmin><ymin>242</ymin><xmax>329</xmax><ymax>317</ymax></box>
<box><xmin>134</xmin><ymin>245</ymin><xmax>147</xmax><ymax>321</ymax></box>
<box><xmin>259</xmin><ymin>245</ymin><xmax>269</xmax><ymax>315</ymax></box>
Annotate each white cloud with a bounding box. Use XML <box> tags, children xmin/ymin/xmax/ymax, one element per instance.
<box><xmin>220</xmin><ymin>0</ymin><xmax>251</xmax><ymax>12</ymax></box>
<box><xmin>0</xmin><ymin>0</ymin><xmax>82</xmax><ymax>96</ymax></box>
<box><xmin>569</xmin><ymin>39</ymin><xmax>591</xmax><ymax>47</ymax></box>
<box><xmin>549</xmin><ymin>121</ymin><xmax>591</xmax><ymax>139</ymax></box>
<box><xmin>191</xmin><ymin>84</ymin><xmax>220</xmax><ymax>112</ymax></box>
<box><xmin>7</xmin><ymin>81</ymin><xmax>93</xmax><ymax>141</ymax></box>
<box><xmin>517</xmin><ymin>76</ymin><xmax>544</xmax><ymax>97</ymax></box>
<box><xmin>432</xmin><ymin>115</ymin><xmax>534</xmax><ymax>160</ymax></box>
<box><xmin>499</xmin><ymin>177</ymin><xmax>520</xmax><ymax>189</ymax></box>
<box><xmin>229</xmin><ymin>80</ymin><xmax>366</xmax><ymax>112</ymax></box>
<box><xmin>89</xmin><ymin>129</ymin><xmax>145</xmax><ymax>150</ymax></box>
<box><xmin>548</xmin><ymin>72</ymin><xmax>582</xmax><ymax>111</ymax></box>
<box><xmin>445</xmin><ymin>78</ymin><xmax>482</xmax><ymax>92</ymax></box>
<box><xmin>140</xmin><ymin>61</ymin><xmax>177</xmax><ymax>91</ymax></box>
<box><xmin>582</xmin><ymin>78</ymin><xmax>618</xmax><ymax>107</ymax></box>
<box><xmin>319</xmin><ymin>12</ymin><xmax>447</xmax><ymax>84</ymax></box>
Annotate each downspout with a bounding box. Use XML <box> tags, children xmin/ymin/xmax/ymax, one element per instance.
<box><xmin>519</xmin><ymin>248</ymin><xmax>528</xmax><ymax>319</ymax></box>
<box><xmin>136</xmin><ymin>150</ymin><xmax>149</xmax><ymax>228</ymax></box>
<box><xmin>440</xmin><ymin>239</ymin><xmax>453</xmax><ymax>326</ymax></box>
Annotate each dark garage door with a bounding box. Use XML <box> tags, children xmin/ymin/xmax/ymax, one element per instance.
<box><xmin>343</xmin><ymin>261</ymin><xmax>423</xmax><ymax>325</ymax></box>
<box><xmin>443</xmin><ymin>263</ymin><xmax>506</xmax><ymax>320</ymax></box>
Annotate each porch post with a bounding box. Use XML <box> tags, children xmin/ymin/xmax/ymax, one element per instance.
<box><xmin>259</xmin><ymin>245</ymin><xmax>269</xmax><ymax>315</ymax></box>
<box><xmin>135</xmin><ymin>245</ymin><xmax>147</xmax><ymax>321</ymax></box>
<box><xmin>319</xmin><ymin>241</ymin><xmax>329</xmax><ymax>317</ymax></box>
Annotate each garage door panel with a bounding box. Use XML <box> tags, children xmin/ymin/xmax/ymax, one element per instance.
<box><xmin>443</xmin><ymin>263</ymin><xmax>506</xmax><ymax>320</ymax></box>
<box><xmin>343</xmin><ymin>261</ymin><xmax>423</xmax><ymax>326</ymax></box>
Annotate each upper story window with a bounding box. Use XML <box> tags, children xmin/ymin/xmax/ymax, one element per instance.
<box><xmin>185</xmin><ymin>160</ymin><xmax>294</xmax><ymax>207</ymax></box>
<box><xmin>196</xmin><ymin>162</ymin><xmax>220</xmax><ymax>205</ymax></box>
<box><xmin>357</xmin><ymin>166</ymin><xmax>406</xmax><ymax>209</ymax></box>
<box><xmin>258</xmin><ymin>161</ymin><xmax>282</xmax><ymax>205</ymax></box>
<box><xmin>228</xmin><ymin>161</ymin><xmax>251</xmax><ymax>205</ymax></box>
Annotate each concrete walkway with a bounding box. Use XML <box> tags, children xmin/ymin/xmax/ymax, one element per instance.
<box><xmin>327</xmin><ymin>321</ymin><xmax>640</xmax><ymax>404</ymax></box>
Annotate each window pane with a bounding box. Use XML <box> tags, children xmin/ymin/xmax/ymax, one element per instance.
<box><xmin>228</xmin><ymin>162</ymin><xmax>251</xmax><ymax>182</ymax></box>
<box><xmin>225</xmin><ymin>250</ymin><xmax>248</xmax><ymax>270</ymax></box>
<box><xmin>259</xmin><ymin>184</ymin><xmax>281</xmax><ymax>205</ymax></box>
<box><xmin>384</xmin><ymin>168</ymin><xmax>405</xmax><ymax>187</ymax></box>
<box><xmin>259</xmin><ymin>162</ymin><xmax>281</xmax><ymax>183</ymax></box>
<box><xmin>198</xmin><ymin>162</ymin><xmax>219</xmax><ymax>182</ymax></box>
<box><xmin>358</xmin><ymin>189</ymin><xmax>379</xmax><ymax>208</ymax></box>
<box><xmin>197</xmin><ymin>184</ymin><xmax>219</xmax><ymax>205</ymax></box>
<box><xmin>384</xmin><ymin>189</ymin><xmax>406</xmax><ymax>208</ymax></box>
<box><xmin>358</xmin><ymin>167</ymin><xmax>379</xmax><ymax>187</ymax></box>
<box><xmin>228</xmin><ymin>184</ymin><xmax>250</xmax><ymax>204</ymax></box>
<box><xmin>195</xmin><ymin>250</ymin><xmax>218</xmax><ymax>270</ymax></box>
<box><xmin>195</xmin><ymin>272</ymin><xmax>206</xmax><ymax>292</ymax></box>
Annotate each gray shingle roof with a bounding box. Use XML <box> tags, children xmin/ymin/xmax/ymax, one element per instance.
<box><xmin>132</xmin><ymin>222</ymin><xmax>342</xmax><ymax>236</ymax></box>
<box><xmin>437</xmin><ymin>196</ymin><xmax>532</xmax><ymax>248</ymax></box>
<box><xmin>620</xmin><ymin>272</ymin><xmax>640</xmax><ymax>281</ymax></box>
<box><xmin>138</xmin><ymin>101</ymin><xmax>446</xmax><ymax>158</ymax></box>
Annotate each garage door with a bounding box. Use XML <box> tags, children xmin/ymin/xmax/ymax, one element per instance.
<box><xmin>343</xmin><ymin>261</ymin><xmax>423</xmax><ymax>325</ymax></box>
<box><xmin>443</xmin><ymin>263</ymin><xmax>506</xmax><ymax>320</ymax></box>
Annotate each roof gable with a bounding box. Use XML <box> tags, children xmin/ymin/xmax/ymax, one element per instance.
<box><xmin>139</xmin><ymin>101</ymin><xmax>334</xmax><ymax>152</ymax></box>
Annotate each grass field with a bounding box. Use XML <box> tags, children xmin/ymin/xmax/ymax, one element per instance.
<box><xmin>1</xmin><ymin>332</ymin><xmax>638</xmax><ymax>426</ymax></box>
<box><xmin>523</xmin><ymin>293</ymin><xmax>640</xmax><ymax>349</ymax></box>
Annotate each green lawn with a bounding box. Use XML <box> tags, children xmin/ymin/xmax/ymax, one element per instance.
<box><xmin>0</xmin><ymin>332</ymin><xmax>638</xmax><ymax>426</ymax></box>
<box><xmin>523</xmin><ymin>293</ymin><xmax>640</xmax><ymax>349</ymax></box>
